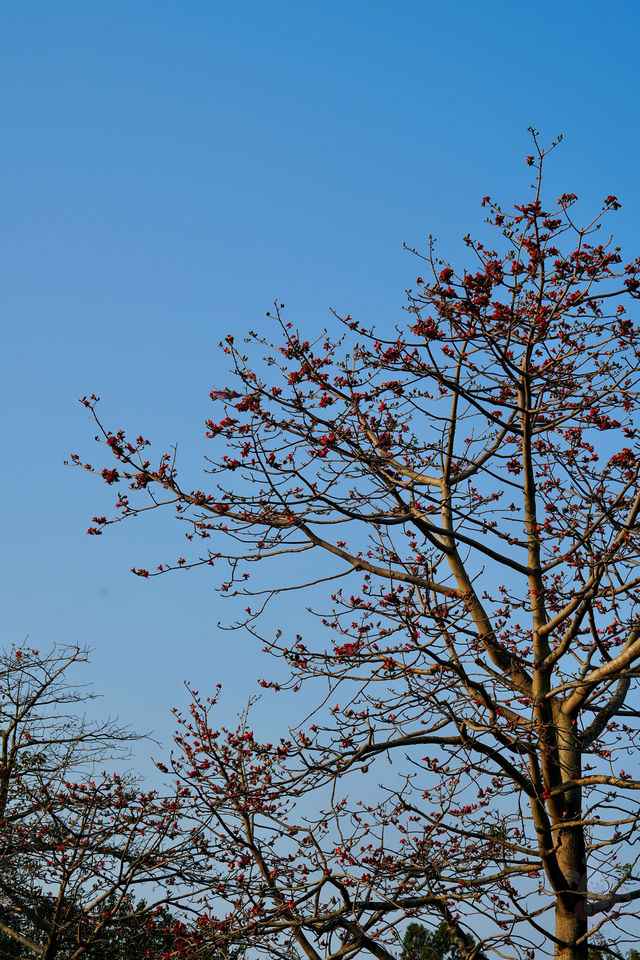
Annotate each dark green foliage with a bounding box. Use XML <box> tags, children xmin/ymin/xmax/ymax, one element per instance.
<box><xmin>401</xmin><ymin>922</ymin><xmax>473</xmax><ymax>960</ymax></box>
<box><xmin>587</xmin><ymin>934</ymin><xmax>640</xmax><ymax>960</ymax></box>
<box><xmin>77</xmin><ymin>902</ymin><xmax>179</xmax><ymax>959</ymax></box>
<box><xmin>402</xmin><ymin>925</ymin><xmax>640</xmax><ymax>960</ymax></box>
<box><xmin>0</xmin><ymin>899</ymin><xmax>178</xmax><ymax>959</ymax></box>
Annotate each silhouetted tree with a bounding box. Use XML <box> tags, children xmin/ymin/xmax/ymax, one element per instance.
<box><xmin>0</xmin><ymin>646</ymin><xmax>190</xmax><ymax>959</ymax></box>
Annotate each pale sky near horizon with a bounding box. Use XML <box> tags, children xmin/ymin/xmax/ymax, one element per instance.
<box><xmin>2</xmin><ymin>0</ymin><xmax>640</xmax><ymax>760</ymax></box>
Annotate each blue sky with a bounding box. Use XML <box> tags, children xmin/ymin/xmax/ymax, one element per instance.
<box><xmin>2</xmin><ymin>0</ymin><xmax>640</xmax><ymax>754</ymax></box>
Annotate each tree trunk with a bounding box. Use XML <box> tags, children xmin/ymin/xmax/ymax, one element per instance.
<box><xmin>555</xmin><ymin>895</ymin><xmax>588</xmax><ymax>960</ymax></box>
<box><xmin>554</xmin><ymin>814</ymin><xmax>588</xmax><ymax>960</ymax></box>
<box><xmin>552</xmin><ymin>713</ymin><xmax>589</xmax><ymax>960</ymax></box>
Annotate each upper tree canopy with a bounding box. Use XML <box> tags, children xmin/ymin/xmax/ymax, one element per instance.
<box><xmin>79</xmin><ymin>133</ymin><xmax>640</xmax><ymax>960</ymax></box>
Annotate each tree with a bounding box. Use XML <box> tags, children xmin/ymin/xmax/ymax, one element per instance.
<box><xmin>400</xmin><ymin>925</ymin><xmax>633</xmax><ymax>960</ymax></box>
<box><xmin>79</xmin><ymin>132</ymin><xmax>640</xmax><ymax>960</ymax></box>
<box><xmin>585</xmin><ymin>932</ymin><xmax>640</xmax><ymax>960</ymax></box>
<box><xmin>0</xmin><ymin>646</ymin><xmax>191</xmax><ymax>959</ymax></box>
<box><xmin>0</xmin><ymin>898</ymin><xmax>180</xmax><ymax>960</ymax></box>
<box><xmin>401</xmin><ymin>921</ymin><xmax>474</xmax><ymax>960</ymax></box>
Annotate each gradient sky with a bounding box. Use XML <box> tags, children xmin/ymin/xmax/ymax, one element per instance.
<box><xmin>2</xmin><ymin>0</ymin><xmax>640</xmax><ymax>759</ymax></box>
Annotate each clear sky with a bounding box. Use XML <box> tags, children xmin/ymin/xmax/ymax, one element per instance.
<box><xmin>2</xmin><ymin>0</ymin><xmax>640</xmax><ymax>756</ymax></box>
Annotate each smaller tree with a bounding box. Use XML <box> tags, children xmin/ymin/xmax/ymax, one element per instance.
<box><xmin>0</xmin><ymin>645</ymin><xmax>191</xmax><ymax>960</ymax></box>
<box><xmin>586</xmin><ymin>933</ymin><xmax>640</xmax><ymax>960</ymax></box>
<box><xmin>0</xmin><ymin>898</ymin><xmax>183</xmax><ymax>960</ymax></box>
<box><xmin>401</xmin><ymin>922</ymin><xmax>474</xmax><ymax>960</ymax></box>
<box><xmin>59</xmin><ymin>898</ymin><xmax>186</xmax><ymax>960</ymax></box>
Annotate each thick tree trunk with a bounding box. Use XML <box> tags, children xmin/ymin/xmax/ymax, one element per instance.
<box><xmin>553</xmin><ymin>815</ymin><xmax>588</xmax><ymax>959</ymax></box>
<box><xmin>554</xmin><ymin>895</ymin><xmax>588</xmax><ymax>960</ymax></box>
<box><xmin>553</xmin><ymin>715</ymin><xmax>589</xmax><ymax>960</ymax></box>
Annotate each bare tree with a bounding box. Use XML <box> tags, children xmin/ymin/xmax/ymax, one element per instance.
<box><xmin>80</xmin><ymin>133</ymin><xmax>640</xmax><ymax>960</ymax></box>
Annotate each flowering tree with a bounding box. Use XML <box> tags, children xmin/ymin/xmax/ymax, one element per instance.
<box><xmin>0</xmin><ymin>646</ymin><xmax>192</xmax><ymax>959</ymax></box>
<box><xmin>79</xmin><ymin>133</ymin><xmax>640</xmax><ymax>960</ymax></box>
